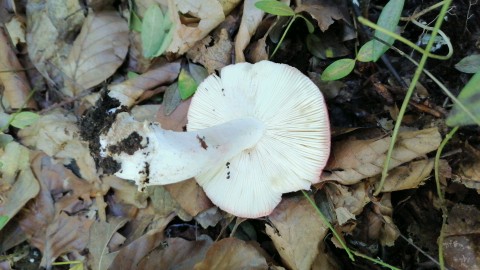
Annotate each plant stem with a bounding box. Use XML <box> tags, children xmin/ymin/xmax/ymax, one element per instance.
<box><xmin>270</xmin><ymin>15</ymin><xmax>296</xmax><ymax>59</ymax></box>
<box><xmin>373</xmin><ymin>0</ymin><xmax>452</xmax><ymax>196</ymax></box>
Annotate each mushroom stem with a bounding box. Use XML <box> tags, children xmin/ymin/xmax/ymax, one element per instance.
<box><xmin>100</xmin><ymin>113</ymin><xmax>265</xmax><ymax>189</ymax></box>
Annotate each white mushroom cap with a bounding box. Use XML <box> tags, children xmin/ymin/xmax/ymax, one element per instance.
<box><xmin>187</xmin><ymin>60</ymin><xmax>330</xmax><ymax>218</ymax></box>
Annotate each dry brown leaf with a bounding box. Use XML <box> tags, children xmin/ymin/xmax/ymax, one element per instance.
<box><xmin>164</xmin><ymin>179</ymin><xmax>213</xmax><ymax>217</ymax></box>
<box><xmin>0</xmin><ymin>142</ymin><xmax>40</xmax><ymax>225</ymax></box>
<box><xmin>325</xmin><ymin>182</ymin><xmax>370</xmax><ymax>218</ymax></box>
<box><xmin>295</xmin><ymin>0</ymin><xmax>349</xmax><ymax>32</ymax></box>
<box><xmin>234</xmin><ymin>0</ymin><xmax>264</xmax><ymax>62</ymax></box>
<box><xmin>5</xmin><ymin>15</ymin><xmax>26</xmax><ymax>46</ymax></box>
<box><xmin>455</xmin><ymin>144</ymin><xmax>480</xmax><ymax>189</ymax></box>
<box><xmin>187</xmin><ymin>28</ymin><xmax>233</xmax><ymax>73</ymax></box>
<box><xmin>323</xmin><ymin>128</ymin><xmax>441</xmax><ymax>185</ymax></box>
<box><xmin>194</xmin><ymin>237</ymin><xmax>268</xmax><ymax>270</ymax></box>
<box><xmin>108</xmin><ymin>213</ymin><xmax>175</xmax><ymax>270</ymax></box>
<box><xmin>371</xmin><ymin>194</ymin><xmax>399</xmax><ymax>246</ymax></box>
<box><xmin>374</xmin><ymin>159</ymin><xmax>434</xmax><ymax>192</ymax></box>
<box><xmin>63</xmin><ymin>11</ymin><xmax>129</xmax><ymax>96</ymax></box>
<box><xmin>26</xmin><ymin>0</ymin><xmax>85</xmax><ymax>86</ymax></box>
<box><xmin>107</xmin><ymin>61</ymin><xmax>180</xmax><ymax>107</ymax></box>
<box><xmin>0</xmin><ymin>27</ymin><xmax>36</xmax><ymax>110</ymax></box>
<box><xmin>166</xmin><ymin>0</ymin><xmax>241</xmax><ymax>55</ymax></box>
<box><xmin>266</xmin><ymin>196</ymin><xmax>328</xmax><ymax>270</ymax></box>
<box><xmin>19</xmin><ymin>153</ymin><xmax>95</xmax><ymax>268</ymax></box>
<box><xmin>87</xmin><ymin>217</ymin><xmax>129</xmax><ymax>270</ymax></box>
<box><xmin>137</xmin><ymin>235</ymin><xmax>213</xmax><ymax>270</ymax></box>
<box><xmin>18</xmin><ymin>109</ymin><xmax>98</xmax><ymax>182</ymax></box>
<box><xmin>443</xmin><ymin>204</ymin><xmax>480</xmax><ymax>270</ymax></box>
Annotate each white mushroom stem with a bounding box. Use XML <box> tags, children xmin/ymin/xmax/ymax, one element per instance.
<box><xmin>100</xmin><ymin>113</ymin><xmax>265</xmax><ymax>189</ymax></box>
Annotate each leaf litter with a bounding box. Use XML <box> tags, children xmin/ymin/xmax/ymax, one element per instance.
<box><xmin>1</xmin><ymin>0</ymin><xmax>479</xmax><ymax>269</ymax></box>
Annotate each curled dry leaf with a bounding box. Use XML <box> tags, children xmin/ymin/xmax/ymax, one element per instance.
<box><xmin>0</xmin><ymin>142</ymin><xmax>40</xmax><ymax>225</ymax></box>
<box><xmin>323</xmin><ymin>128</ymin><xmax>441</xmax><ymax>185</ymax></box>
<box><xmin>443</xmin><ymin>204</ymin><xmax>480</xmax><ymax>270</ymax></box>
<box><xmin>266</xmin><ymin>196</ymin><xmax>329</xmax><ymax>270</ymax></box>
<box><xmin>324</xmin><ymin>182</ymin><xmax>370</xmax><ymax>226</ymax></box>
<box><xmin>234</xmin><ymin>0</ymin><xmax>264</xmax><ymax>62</ymax></box>
<box><xmin>18</xmin><ymin>109</ymin><xmax>97</xmax><ymax>181</ymax></box>
<box><xmin>194</xmin><ymin>237</ymin><xmax>268</xmax><ymax>270</ymax></box>
<box><xmin>137</xmin><ymin>235</ymin><xmax>213</xmax><ymax>270</ymax></box>
<box><xmin>19</xmin><ymin>153</ymin><xmax>96</xmax><ymax>268</ymax></box>
<box><xmin>370</xmin><ymin>194</ymin><xmax>399</xmax><ymax>246</ymax></box>
<box><xmin>107</xmin><ymin>61</ymin><xmax>180</xmax><ymax>108</ymax></box>
<box><xmin>0</xmin><ymin>27</ymin><xmax>36</xmax><ymax>110</ymax></box>
<box><xmin>166</xmin><ymin>0</ymin><xmax>242</xmax><ymax>55</ymax></box>
<box><xmin>63</xmin><ymin>11</ymin><xmax>129</xmax><ymax>96</ymax></box>
<box><xmin>87</xmin><ymin>217</ymin><xmax>128</xmax><ymax>270</ymax></box>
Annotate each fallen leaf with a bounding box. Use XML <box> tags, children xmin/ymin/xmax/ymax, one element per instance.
<box><xmin>373</xmin><ymin>159</ymin><xmax>434</xmax><ymax>192</ymax></box>
<box><xmin>107</xmin><ymin>61</ymin><xmax>180</xmax><ymax>108</ymax></box>
<box><xmin>87</xmin><ymin>217</ymin><xmax>128</xmax><ymax>270</ymax></box>
<box><xmin>63</xmin><ymin>11</ymin><xmax>129</xmax><ymax>96</ymax></box>
<box><xmin>295</xmin><ymin>0</ymin><xmax>350</xmax><ymax>32</ymax></box>
<box><xmin>194</xmin><ymin>237</ymin><xmax>268</xmax><ymax>270</ymax></box>
<box><xmin>18</xmin><ymin>109</ymin><xmax>98</xmax><ymax>182</ymax></box>
<box><xmin>235</xmin><ymin>0</ymin><xmax>264</xmax><ymax>62</ymax></box>
<box><xmin>266</xmin><ymin>196</ymin><xmax>329</xmax><ymax>270</ymax></box>
<box><xmin>166</xmin><ymin>0</ymin><xmax>241</xmax><ymax>55</ymax></box>
<box><xmin>443</xmin><ymin>204</ymin><xmax>480</xmax><ymax>270</ymax></box>
<box><xmin>0</xmin><ymin>142</ymin><xmax>40</xmax><ymax>226</ymax></box>
<box><xmin>164</xmin><ymin>179</ymin><xmax>213</xmax><ymax>217</ymax></box>
<box><xmin>323</xmin><ymin>128</ymin><xmax>442</xmax><ymax>185</ymax></box>
<box><xmin>0</xmin><ymin>27</ymin><xmax>36</xmax><ymax>110</ymax></box>
<box><xmin>26</xmin><ymin>0</ymin><xmax>85</xmax><ymax>86</ymax></box>
<box><xmin>156</xmin><ymin>98</ymin><xmax>191</xmax><ymax>131</ymax></box>
<box><xmin>187</xmin><ymin>28</ymin><xmax>233</xmax><ymax>73</ymax></box>
<box><xmin>137</xmin><ymin>235</ymin><xmax>213</xmax><ymax>270</ymax></box>
<box><xmin>108</xmin><ymin>213</ymin><xmax>175</xmax><ymax>270</ymax></box>
<box><xmin>5</xmin><ymin>15</ymin><xmax>26</xmax><ymax>46</ymax></box>
<box><xmin>18</xmin><ymin>153</ymin><xmax>96</xmax><ymax>268</ymax></box>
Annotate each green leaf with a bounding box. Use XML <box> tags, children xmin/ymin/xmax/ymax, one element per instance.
<box><xmin>141</xmin><ymin>5</ymin><xmax>166</xmax><ymax>58</ymax></box>
<box><xmin>357</xmin><ymin>40</ymin><xmax>375</xmax><ymax>62</ymax></box>
<box><xmin>130</xmin><ymin>10</ymin><xmax>142</xmax><ymax>32</ymax></box>
<box><xmin>446</xmin><ymin>71</ymin><xmax>480</xmax><ymax>126</ymax></box>
<box><xmin>0</xmin><ymin>215</ymin><xmax>8</xmax><ymax>231</ymax></box>
<box><xmin>0</xmin><ymin>133</ymin><xmax>14</xmax><ymax>148</ymax></box>
<box><xmin>10</xmin><ymin>111</ymin><xmax>39</xmax><ymax>129</ymax></box>
<box><xmin>153</xmin><ymin>14</ymin><xmax>174</xmax><ymax>58</ymax></box>
<box><xmin>255</xmin><ymin>0</ymin><xmax>295</xmax><ymax>16</ymax></box>
<box><xmin>321</xmin><ymin>58</ymin><xmax>356</xmax><ymax>81</ymax></box>
<box><xmin>178</xmin><ymin>69</ymin><xmax>198</xmax><ymax>100</ymax></box>
<box><xmin>297</xmin><ymin>14</ymin><xmax>315</xmax><ymax>33</ymax></box>
<box><xmin>371</xmin><ymin>0</ymin><xmax>405</xmax><ymax>61</ymax></box>
<box><xmin>188</xmin><ymin>62</ymin><xmax>209</xmax><ymax>84</ymax></box>
<box><xmin>455</xmin><ymin>54</ymin><xmax>480</xmax><ymax>74</ymax></box>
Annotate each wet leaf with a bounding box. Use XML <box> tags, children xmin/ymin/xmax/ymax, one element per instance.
<box><xmin>255</xmin><ymin>0</ymin><xmax>295</xmax><ymax>16</ymax></box>
<box><xmin>322</xmin><ymin>128</ymin><xmax>441</xmax><ymax>185</ymax></box>
<box><xmin>321</xmin><ymin>58</ymin><xmax>355</xmax><ymax>81</ymax></box>
<box><xmin>455</xmin><ymin>54</ymin><xmax>480</xmax><ymax>73</ymax></box>
<box><xmin>62</xmin><ymin>11</ymin><xmax>129</xmax><ymax>96</ymax></box>
<box><xmin>194</xmin><ymin>238</ymin><xmax>268</xmax><ymax>269</ymax></box>
<box><xmin>266</xmin><ymin>196</ymin><xmax>328</xmax><ymax>270</ymax></box>
<box><xmin>446</xmin><ymin>71</ymin><xmax>480</xmax><ymax>126</ymax></box>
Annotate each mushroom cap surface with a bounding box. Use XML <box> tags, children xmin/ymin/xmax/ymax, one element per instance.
<box><xmin>187</xmin><ymin>60</ymin><xmax>330</xmax><ymax>218</ymax></box>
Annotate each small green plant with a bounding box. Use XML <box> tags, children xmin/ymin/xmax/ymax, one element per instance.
<box><xmin>321</xmin><ymin>0</ymin><xmax>405</xmax><ymax>80</ymax></box>
<box><xmin>255</xmin><ymin>0</ymin><xmax>314</xmax><ymax>58</ymax></box>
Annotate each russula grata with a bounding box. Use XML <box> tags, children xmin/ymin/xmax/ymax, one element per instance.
<box><xmin>100</xmin><ymin>60</ymin><xmax>330</xmax><ymax>218</ymax></box>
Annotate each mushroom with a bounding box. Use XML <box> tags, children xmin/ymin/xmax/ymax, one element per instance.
<box><xmin>100</xmin><ymin>60</ymin><xmax>330</xmax><ymax>218</ymax></box>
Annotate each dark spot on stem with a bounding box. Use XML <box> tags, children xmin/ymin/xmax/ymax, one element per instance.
<box><xmin>108</xmin><ymin>132</ymin><xmax>145</xmax><ymax>155</ymax></box>
<box><xmin>196</xmin><ymin>135</ymin><xmax>208</xmax><ymax>150</ymax></box>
